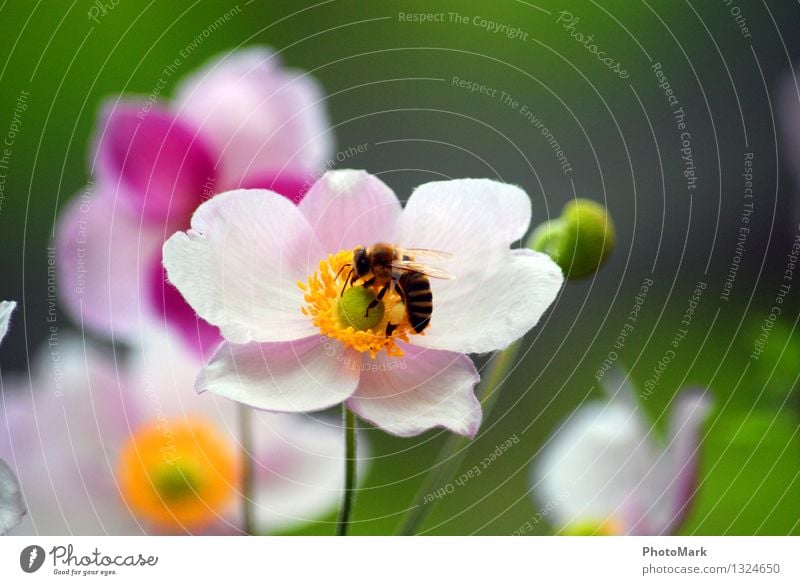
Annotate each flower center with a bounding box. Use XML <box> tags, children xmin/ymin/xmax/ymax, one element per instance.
<box><xmin>117</xmin><ymin>418</ymin><xmax>238</xmax><ymax>531</ymax></box>
<box><xmin>299</xmin><ymin>249</ymin><xmax>416</xmax><ymax>358</ymax></box>
<box><xmin>562</xmin><ymin>517</ymin><xmax>623</xmax><ymax>536</ymax></box>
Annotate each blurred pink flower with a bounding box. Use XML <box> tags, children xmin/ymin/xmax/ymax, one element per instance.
<box><xmin>0</xmin><ymin>300</ymin><xmax>25</xmax><ymax>535</ymax></box>
<box><xmin>162</xmin><ymin>170</ymin><xmax>563</xmax><ymax>437</ymax></box>
<box><xmin>56</xmin><ymin>47</ymin><xmax>332</xmax><ymax>353</ymax></box>
<box><xmin>1</xmin><ymin>331</ymin><xmax>355</xmax><ymax>535</ymax></box>
<box><xmin>531</xmin><ymin>370</ymin><xmax>712</xmax><ymax>535</ymax></box>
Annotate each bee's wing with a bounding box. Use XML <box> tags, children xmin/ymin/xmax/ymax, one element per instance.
<box><xmin>400</xmin><ymin>247</ymin><xmax>454</xmax><ymax>260</ymax></box>
<box><xmin>393</xmin><ymin>260</ymin><xmax>455</xmax><ymax>280</ymax></box>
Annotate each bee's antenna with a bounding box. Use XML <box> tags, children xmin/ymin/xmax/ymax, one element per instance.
<box><xmin>339</xmin><ymin>267</ymin><xmax>354</xmax><ymax>297</ymax></box>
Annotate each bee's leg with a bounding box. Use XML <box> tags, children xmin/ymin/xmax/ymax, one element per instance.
<box><xmin>385</xmin><ymin>277</ymin><xmax>404</xmax><ymax>336</ymax></box>
<box><xmin>365</xmin><ymin>282</ymin><xmax>390</xmax><ymax>317</ymax></box>
<box><xmin>361</xmin><ymin>276</ymin><xmax>376</xmax><ymax>287</ymax></box>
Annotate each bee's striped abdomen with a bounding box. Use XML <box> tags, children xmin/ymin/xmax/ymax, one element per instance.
<box><xmin>398</xmin><ymin>271</ymin><xmax>433</xmax><ymax>334</ymax></box>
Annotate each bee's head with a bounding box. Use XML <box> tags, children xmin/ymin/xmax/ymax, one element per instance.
<box><xmin>353</xmin><ymin>247</ymin><xmax>370</xmax><ymax>277</ymax></box>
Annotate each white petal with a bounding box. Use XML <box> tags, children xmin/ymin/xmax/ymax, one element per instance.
<box><xmin>658</xmin><ymin>390</ymin><xmax>713</xmax><ymax>533</ymax></box>
<box><xmin>247</xmin><ymin>412</ymin><xmax>364</xmax><ymax>531</ymax></box>
<box><xmin>163</xmin><ymin>189</ymin><xmax>326</xmax><ymax>344</ymax></box>
<box><xmin>347</xmin><ymin>345</ymin><xmax>481</xmax><ymax>437</ymax></box>
<box><xmin>173</xmin><ymin>47</ymin><xmax>333</xmax><ymax>188</ymax></box>
<box><xmin>397</xmin><ymin>178</ymin><xmax>532</xmax><ymax>256</ymax></box>
<box><xmin>0</xmin><ymin>458</ymin><xmax>25</xmax><ymax>534</ymax></box>
<box><xmin>127</xmin><ymin>326</ymin><xmax>235</xmax><ymax>426</ymax></box>
<box><xmin>0</xmin><ymin>300</ymin><xmax>16</xmax><ymax>346</ymax></box>
<box><xmin>532</xmin><ymin>398</ymin><xmax>658</xmax><ymax>533</ymax></box>
<box><xmin>414</xmin><ymin>249</ymin><xmax>563</xmax><ymax>354</ymax></box>
<box><xmin>298</xmin><ymin>170</ymin><xmax>402</xmax><ymax>254</ymax></box>
<box><xmin>197</xmin><ymin>337</ymin><xmax>361</xmax><ymax>413</ymax></box>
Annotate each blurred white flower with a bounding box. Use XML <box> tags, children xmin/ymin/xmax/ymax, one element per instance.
<box><xmin>1</xmin><ymin>329</ymin><xmax>360</xmax><ymax>535</ymax></box>
<box><xmin>531</xmin><ymin>370</ymin><xmax>712</xmax><ymax>535</ymax></box>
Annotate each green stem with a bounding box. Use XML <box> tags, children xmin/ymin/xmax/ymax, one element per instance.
<box><xmin>336</xmin><ymin>406</ymin><xmax>357</xmax><ymax>536</ymax></box>
<box><xmin>238</xmin><ymin>404</ymin><xmax>255</xmax><ymax>535</ymax></box>
<box><xmin>397</xmin><ymin>341</ymin><xmax>522</xmax><ymax>535</ymax></box>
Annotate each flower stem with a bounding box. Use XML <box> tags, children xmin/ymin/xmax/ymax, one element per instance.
<box><xmin>336</xmin><ymin>405</ymin><xmax>357</xmax><ymax>536</ymax></box>
<box><xmin>238</xmin><ymin>404</ymin><xmax>255</xmax><ymax>535</ymax></box>
<box><xmin>397</xmin><ymin>342</ymin><xmax>521</xmax><ymax>535</ymax></box>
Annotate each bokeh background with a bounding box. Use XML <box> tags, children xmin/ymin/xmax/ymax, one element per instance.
<box><xmin>0</xmin><ymin>0</ymin><xmax>799</xmax><ymax>534</ymax></box>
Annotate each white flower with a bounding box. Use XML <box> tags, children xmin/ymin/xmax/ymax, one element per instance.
<box><xmin>532</xmin><ymin>370</ymin><xmax>712</xmax><ymax>535</ymax></box>
<box><xmin>1</xmin><ymin>331</ymin><xmax>360</xmax><ymax>534</ymax></box>
<box><xmin>163</xmin><ymin>170</ymin><xmax>563</xmax><ymax>437</ymax></box>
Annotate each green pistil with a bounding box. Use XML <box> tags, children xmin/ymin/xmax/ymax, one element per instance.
<box><xmin>337</xmin><ymin>286</ymin><xmax>384</xmax><ymax>331</ymax></box>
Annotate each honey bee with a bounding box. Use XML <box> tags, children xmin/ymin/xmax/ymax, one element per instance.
<box><xmin>338</xmin><ymin>243</ymin><xmax>453</xmax><ymax>336</ymax></box>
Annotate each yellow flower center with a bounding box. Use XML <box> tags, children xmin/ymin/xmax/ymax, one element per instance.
<box><xmin>299</xmin><ymin>250</ymin><xmax>416</xmax><ymax>358</ymax></box>
<box><xmin>117</xmin><ymin>418</ymin><xmax>238</xmax><ymax>531</ymax></box>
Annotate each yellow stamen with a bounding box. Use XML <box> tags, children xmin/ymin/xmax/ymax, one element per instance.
<box><xmin>118</xmin><ymin>418</ymin><xmax>238</xmax><ymax>531</ymax></box>
<box><xmin>299</xmin><ymin>250</ymin><xmax>417</xmax><ymax>358</ymax></box>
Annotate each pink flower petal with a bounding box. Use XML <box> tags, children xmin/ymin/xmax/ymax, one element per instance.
<box><xmin>56</xmin><ymin>191</ymin><xmax>163</xmax><ymax>340</ymax></box>
<box><xmin>346</xmin><ymin>344</ymin><xmax>481</xmax><ymax>438</ymax></box>
<box><xmin>162</xmin><ymin>189</ymin><xmax>326</xmax><ymax>344</ymax></box>
<box><xmin>298</xmin><ymin>170</ymin><xmax>402</xmax><ymax>254</ymax></box>
<box><xmin>95</xmin><ymin>102</ymin><xmax>216</xmax><ymax>225</ymax></box>
<box><xmin>173</xmin><ymin>47</ymin><xmax>333</xmax><ymax>188</ymax></box>
<box><xmin>197</xmin><ymin>337</ymin><xmax>361</xmax><ymax>413</ymax></box>
<box><xmin>237</xmin><ymin>170</ymin><xmax>314</xmax><ymax>204</ymax></box>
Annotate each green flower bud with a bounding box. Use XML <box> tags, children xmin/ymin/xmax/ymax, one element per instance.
<box><xmin>528</xmin><ymin>198</ymin><xmax>615</xmax><ymax>279</ymax></box>
<box><xmin>337</xmin><ymin>286</ymin><xmax>384</xmax><ymax>331</ymax></box>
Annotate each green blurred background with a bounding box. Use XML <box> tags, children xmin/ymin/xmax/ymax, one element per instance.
<box><xmin>0</xmin><ymin>0</ymin><xmax>798</xmax><ymax>534</ymax></box>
